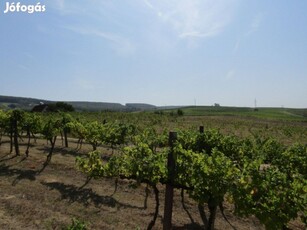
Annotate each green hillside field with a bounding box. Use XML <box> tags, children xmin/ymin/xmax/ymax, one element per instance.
<box><xmin>167</xmin><ymin>106</ymin><xmax>307</xmax><ymax>121</ymax></box>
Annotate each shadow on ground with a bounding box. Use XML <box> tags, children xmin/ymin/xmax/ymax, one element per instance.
<box><xmin>173</xmin><ymin>223</ymin><xmax>204</xmax><ymax>230</ymax></box>
<box><xmin>37</xmin><ymin>146</ymin><xmax>83</xmax><ymax>157</ymax></box>
<box><xmin>41</xmin><ymin>181</ymin><xmax>145</xmax><ymax>211</ymax></box>
<box><xmin>0</xmin><ymin>163</ymin><xmax>36</xmax><ymax>186</ymax></box>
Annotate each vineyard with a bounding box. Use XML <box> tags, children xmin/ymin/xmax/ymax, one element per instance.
<box><xmin>0</xmin><ymin>109</ymin><xmax>306</xmax><ymax>230</ymax></box>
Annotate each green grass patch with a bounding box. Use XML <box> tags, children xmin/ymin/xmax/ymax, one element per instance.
<box><xmin>174</xmin><ymin>106</ymin><xmax>307</xmax><ymax>121</ymax></box>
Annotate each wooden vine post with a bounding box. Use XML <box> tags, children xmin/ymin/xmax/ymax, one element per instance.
<box><xmin>163</xmin><ymin>131</ymin><xmax>177</xmax><ymax>230</ymax></box>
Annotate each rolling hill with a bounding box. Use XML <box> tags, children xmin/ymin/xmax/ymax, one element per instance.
<box><xmin>1</xmin><ymin>95</ymin><xmax>306</xmax><ymax>121</ymax></box>
<box><xmin>0</xmin><ymin>95</ymin><xmax>155</xmax><ymax>112</ymax></box>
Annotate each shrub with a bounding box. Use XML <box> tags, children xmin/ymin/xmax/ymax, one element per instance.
<box><xmin>65</xmin><ymin>218</ymin><xmax>87</xmax><ymax>230</ymax></box>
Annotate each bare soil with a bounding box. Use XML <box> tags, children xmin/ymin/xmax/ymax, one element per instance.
<box><xmin>0</xmin><ymin>136</ymin><xmax>304</xmax><ymax>230</ymax></box>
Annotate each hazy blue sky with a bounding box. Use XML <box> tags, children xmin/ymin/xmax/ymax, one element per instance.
<box><xmin>1</xmin><ymin>0</ymin><xmax>306</xmax><ymax>108</ymax></box>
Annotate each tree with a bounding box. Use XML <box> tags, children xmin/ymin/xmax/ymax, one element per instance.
<box><xmin>8</xmin><ymin>110</ymin><xmax>24</xmax><ymax>156</ymax></box>
<box><xmin>60</xmin><ymin>113</ymin><xmax>74</xmax><ymax>147</ymax></box>
<box><xmin>22</xmin><ymin>113</ymin><xmax>42</xmax><ymax>156</ymax></box>
<box><xmin>177</xmin><ymin>109</ymin><xmax>184</xmax><ymax>116</ymax></box>
<box><xmin>40</xmin><ymin>117</ymin><xmax>61</xmax><ymax>170</ymax></box>
<box><xmin>47</xmin><ymin>102</ymin><xmax>75</xmax><ymax>112</ymax></box>
<box><xmin>0</xmin><ymin>110</ymin><xmax>8</xmax><ymax>145</ymax></box>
